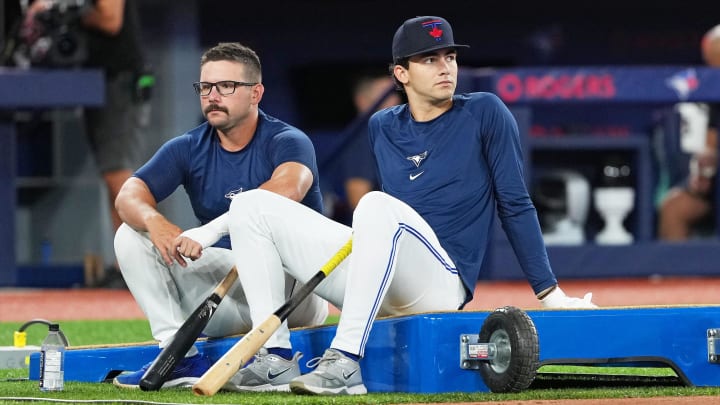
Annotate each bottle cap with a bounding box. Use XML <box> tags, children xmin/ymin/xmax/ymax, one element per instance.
<box><xmin>14</xmin><ymin>331</ymin><xmax>27</xmax><ymax>347</ymax></box>
<box><xmin>49</xmin><ymin>324</ymin><xmax>59</xmax><ymax>332</ymax></box>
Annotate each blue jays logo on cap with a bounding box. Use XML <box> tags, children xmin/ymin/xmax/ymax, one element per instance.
<box><xmin>392</xmin><ymin>16</ymin><xmax>469</xmax><ymax>62</ymax></box>
<box><xmin>422</xmin><ymin>19</ymin><xmax>445</xmax><ymax>41</ymax></box>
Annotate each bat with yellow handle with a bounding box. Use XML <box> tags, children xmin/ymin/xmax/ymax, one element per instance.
<box><xmin>192</xmin><ymin>238</ymin><xmax>352</xmax><ymax>396</ymax></box>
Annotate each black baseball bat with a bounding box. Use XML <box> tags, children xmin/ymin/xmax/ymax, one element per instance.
<box><xmin>139</xmin><ymin>266</ymin><xmax>238</xmax><ymax>391</ymax></box>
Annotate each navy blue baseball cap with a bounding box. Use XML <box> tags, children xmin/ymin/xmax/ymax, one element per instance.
<box><xmin>392</xmin><ymin>16</ymin><xmax>469</xmax><ymax>63</ymax></box>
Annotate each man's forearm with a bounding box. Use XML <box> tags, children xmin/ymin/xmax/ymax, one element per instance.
<box><xmin>115</xmin><ymin>178</ymin><xmax>162</xmax><ymax>232</ymax></box>
<box><xmin>118</xmin><ymin>200</ymin><xmax>164</xmax><ymax>232</ymax></box>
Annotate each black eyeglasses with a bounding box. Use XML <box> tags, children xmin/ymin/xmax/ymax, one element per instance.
<box><xmin>193</xmin><ymin>80</ymin><xmax>257</xmax><ymax>96</ymax></box>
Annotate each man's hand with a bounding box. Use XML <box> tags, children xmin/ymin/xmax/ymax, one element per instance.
<box><xmin>173</xmin><ymin>213</ymin><xmax>229</xmax><ymax>262</ymax></box>
<box><xmin>145</xmin><ymin>215</ymin><xmax>185</xmax><ymax>267</ymax></box>
<box><xmin>174</xmin><ymin>226</ymin><xmax>220</xmax><ymax>261</ymax></box>
<box><xmin>173</xmin><ymin>235</ymin><xmax>204</xmax><ymax>261</ymax></box>
<box><xmin>540</xmin><ymin>286</ymin><xmax>597</xmax><ymax>309</ymax></box>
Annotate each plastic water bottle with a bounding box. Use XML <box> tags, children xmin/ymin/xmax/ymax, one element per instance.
<box><xmin>39</xmin><ymin>324</ymin><xmax>65</xmax><ymax>391</ymax></box>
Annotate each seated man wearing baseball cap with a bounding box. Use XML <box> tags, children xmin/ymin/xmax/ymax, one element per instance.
<box><xmin>288</xmin><ymin>14</ymin><xmax>597</xmax><ymax>394</ymax></box>
<box><xmin>204</xmin><ymin>15</ymin><xmax>596</xmax><ymax>395</ymax></box>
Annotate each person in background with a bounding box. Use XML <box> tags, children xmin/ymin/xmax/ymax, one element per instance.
<box><xmin>23</xmin><ymin>0</ymin><xmax>152</xmax><ymax>288</ymax></box>
<box><xmin>325</xmin><ymin>73</ymin><xmax>401</xmax><ymax>225</ymax></box>
<box><xmin>341</xmin><ymin>74</ymin><xmax>401</xmax><ymax>211</ymax></box>
<box><xmin>181</xmin><ymin>16</ymin><xmax>597</xmax><ymax>396</ymax></box>
<box><xmin>111</xmin><ymin>42</ymin><xmax>328</xmax><ymax>390</ymax></box>
<box><xmin>658</xmin><ymin>24</ymin><xmax>720</xmax><ymax>241</ymax></box>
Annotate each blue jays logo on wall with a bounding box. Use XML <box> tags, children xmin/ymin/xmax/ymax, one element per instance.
<box><xmin>666</xmin><ymin>68</ymin><xmax>699</xmax><ymax>100</ymax></box>
<box><xmin>422</xmin><ymin>19</ymin><xmax>444</xmax><ymax>41</ymax></box>
<box><xmin>224</xmin><ymin>188</ymin><xmax>243</xmax><ymax>200</ymax></box>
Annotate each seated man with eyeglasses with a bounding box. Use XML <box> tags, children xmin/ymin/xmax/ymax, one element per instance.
<box><xmin>111</xmin><ymin>42</ymin><xmax>329</xmax><ymax>390</ymax></box>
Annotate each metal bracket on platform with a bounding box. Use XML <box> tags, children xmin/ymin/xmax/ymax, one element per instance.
<box><xmin>707</xmin><ymin>329</ymin><xmax>720</xmax><ymax>363</ymax></box>
<box><xmin>460</xmin><ymin>334</ymin><xmax>497</xmax><ymax>370</ymax></box>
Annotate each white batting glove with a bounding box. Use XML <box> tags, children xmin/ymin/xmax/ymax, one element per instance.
<box><xmin>540</xmin><ymin>286</ymin><xmax>597</xmax><ymax>309</ymax></box>
<box><xmin>179</xmin><ymin>213</ymin><xmax>229</xmax><ymax>248</ymax></box>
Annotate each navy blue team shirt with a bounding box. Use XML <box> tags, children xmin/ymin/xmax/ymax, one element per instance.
<box><xmin>368</xmin><ymin>92</ymin><xmax>557</xmax><ymax>306</ymax></box>
<box><xmin>134</xmin><ymin>109</ymin><xmax>324</xmax><ymax>249</ymax></box>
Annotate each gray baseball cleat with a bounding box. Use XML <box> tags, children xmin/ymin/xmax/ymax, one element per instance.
<box><xmin>289</xmin><ymin>348</ymin><xmax>367</xmax><ymax>395</ymax></box>
<box><xmin>222</xmin><ymin>348</ymin><xmax>302</xmax><ymax>392</ymax></box>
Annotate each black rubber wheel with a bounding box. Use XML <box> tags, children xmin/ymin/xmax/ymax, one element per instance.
<box><xmin>477</xmin><ymin>305</ymin><xmax>539</xmax><ymax>393</ymax></box>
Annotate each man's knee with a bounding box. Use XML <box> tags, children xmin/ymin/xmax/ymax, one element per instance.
<box><xmin>114</xmin><ymin>223</ymin><xmax>161</xmax><ymax>269</ymax></box>
<box><xmin>114</xmin><ymin>223</ymin><xmax>141</xmax><ymax>255</ymax></box>
<box><xmin>356</xmin><ymin>191</ymin><xmax>387</xmax><ymax>208</ymax></box>
<box><xmin>354</xmin><ymin>191</ymin><xmax>394</xmax><ymax>221</ymax></box>
<box><xmin>354</xmin><ymin>191</ymin><xmax>415</xmax><ymax>229</ymax></box>
<box><xmin>228</xmin><ymin>189</ymin><xmax>275</xmax><ymax>218</ymax></box>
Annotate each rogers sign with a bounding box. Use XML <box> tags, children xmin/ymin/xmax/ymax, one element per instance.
<box><xmin>495</xmin><ymin>72</ymin><xmax>617</xmax><ymax>103</ymax></box>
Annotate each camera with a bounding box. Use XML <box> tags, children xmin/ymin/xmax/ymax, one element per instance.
<box><xmin>7</xmin><ymin>0</ymin><xmax>89</xmax><ymax>68</ymax></box>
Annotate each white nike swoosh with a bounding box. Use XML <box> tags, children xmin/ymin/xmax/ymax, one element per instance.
<box><xmin>409</xmin><ymin>171</ymin><xmax>425</xmax><ymax>181</ymax></box>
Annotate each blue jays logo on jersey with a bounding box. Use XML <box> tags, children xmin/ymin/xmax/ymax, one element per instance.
<box><xmin>224</xmin><ymin>188</ymin><xmax>243</xmax><ymax>200</ymax></box>
<box><xmin>406</xmin><ymin>151</ymin><xmax>428</xmax><ymax>168</ymax></box>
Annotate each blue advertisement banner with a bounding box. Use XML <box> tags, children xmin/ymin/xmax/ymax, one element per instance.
<box><xmin>483</xmin><ymin>67</ymin><xmax>720</xmax><ymax>104</ymax></box>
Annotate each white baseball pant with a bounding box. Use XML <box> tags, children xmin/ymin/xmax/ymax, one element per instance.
<box><xmin>113</xmin><ymin>223</ymin><xmax>328</xmax><ymax>349</ymax></box>
<box><xmin>227</xmin><ymin>189</ymin><xmax>466</xmax><ymax>357</ymax></box>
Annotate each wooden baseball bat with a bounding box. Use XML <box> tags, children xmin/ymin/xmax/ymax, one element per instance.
<box><xmin>192</xmin><ymin>238</ymin><xmax>352</xmax><ymax>396</ymax></box>
<box><xmin>139</xmin><ymin>266</ymin><xmax>239</xmax><ymax>391</ymax></box>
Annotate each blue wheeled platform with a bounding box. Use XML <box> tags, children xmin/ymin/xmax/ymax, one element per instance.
<box><xmin>28</xmin><ymin>306</ymin><xmax>720</xmax><ymax>393</ymax></box>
